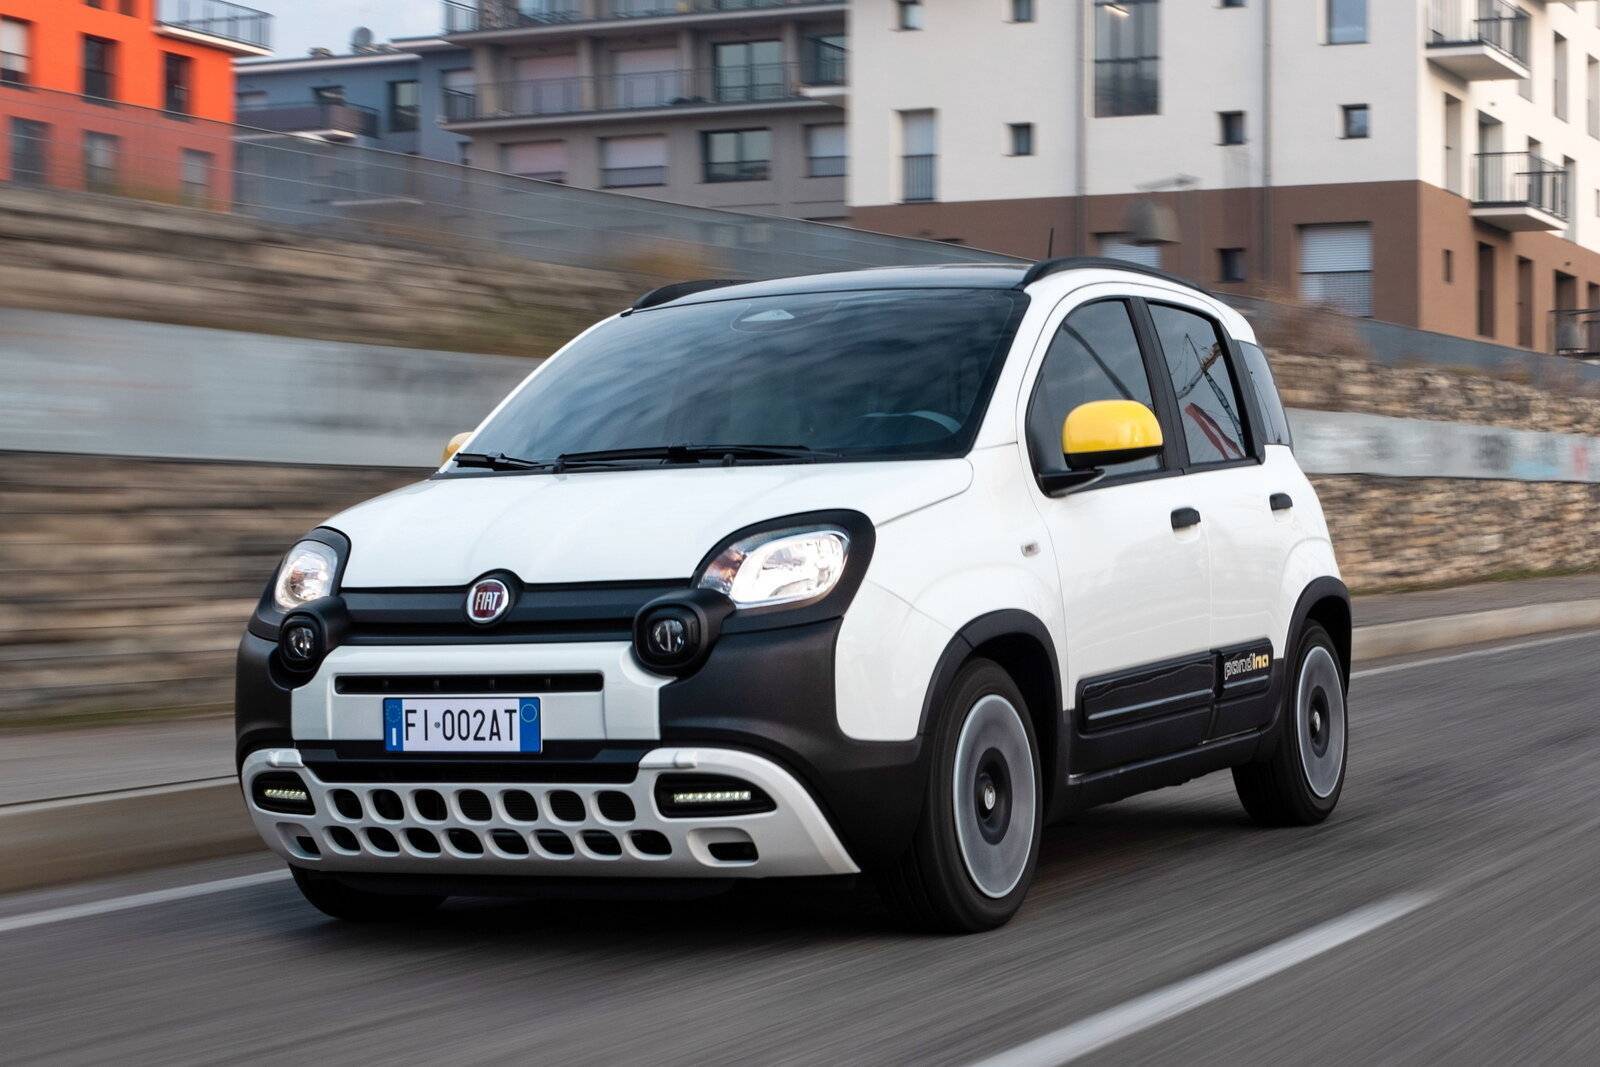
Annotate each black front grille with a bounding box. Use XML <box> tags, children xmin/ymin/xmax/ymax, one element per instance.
<box><xmin>299</xmin><ymin>741</ymin><xmax>647</xmax><ymax>784</ymax></box>
<box><xmin>334</xmin><ymin>673</ymin><xmax>603</xmax><ymax>695</ymax></box>
<box><xmin>340</xmin><ymin>580</ymin><xmax>684</xmax><ymax>645</ymax></box>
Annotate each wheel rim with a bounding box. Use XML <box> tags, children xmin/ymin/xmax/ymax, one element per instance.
<box><xmin>952</xmin><ymin>694</ymin><xmax>1036</xmax><ymax>899</ymax></box>
<box><xmin>1296</xmin><ymin>645</ymin><xmax>1346</xmax><ymax>798</ymax></box>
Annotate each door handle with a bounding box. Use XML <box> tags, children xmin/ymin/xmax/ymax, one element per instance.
<box><xmin>1171</xmin><ymin>507</ymin><xmax>1201</xmax><ymax>530</ymax></box>
<box><xmin>1270</xmin><ymin>493</ymin><xmax>1294</xmax><ymax>512</ymax></box>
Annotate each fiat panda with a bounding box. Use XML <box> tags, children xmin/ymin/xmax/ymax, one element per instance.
<box><xmin>237</xmin><ymin>258</ymin><xmax>1349</xmax><ymax>933</ymax></box>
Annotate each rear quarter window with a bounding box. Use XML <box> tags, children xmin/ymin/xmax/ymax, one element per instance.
<box><xmin>1237</xmin><ymin>341</ymin><xmax>1292</xmax><ymax>448</ymax></box>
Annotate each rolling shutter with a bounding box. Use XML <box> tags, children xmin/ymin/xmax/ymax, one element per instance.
<box><xmin>1298</xmin><ymin>223</ymin><xmax>1373</xmax><ymax>317</ymax></box>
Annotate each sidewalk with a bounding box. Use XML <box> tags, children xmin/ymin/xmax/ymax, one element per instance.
<box><xmin>4</xmin><ymin>573</ymin><xmax>1599</xmax><ymax>893</ymax></box>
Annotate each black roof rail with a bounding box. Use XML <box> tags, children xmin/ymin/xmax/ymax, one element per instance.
<box><xmin>1015</xmin><ymin>256</ymin><xmax>1216</xmax><ymax>297</ymax></box>
<box><xmin>629</xmin><ymin>278</ymin><xmax>742</xmax><ymax>311</ymax></box>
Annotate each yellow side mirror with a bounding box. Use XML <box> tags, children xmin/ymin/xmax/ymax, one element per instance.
<box><xmin>442</xmin><ymin>431</ymin><xmax>473</xmax><ymax>464</ymax></box>
<box><xmin>1062</xmin><ymin>399</ymin><xmax>1164</xmax><ymax>471</ymax></box>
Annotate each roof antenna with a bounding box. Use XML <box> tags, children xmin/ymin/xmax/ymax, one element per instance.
<box><xmin>1046</xmin><ymin>226</ymin><xmax>1055</xmax><ymax>258</ymax></box>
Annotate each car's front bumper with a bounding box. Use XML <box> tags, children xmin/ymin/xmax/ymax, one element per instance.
<box><xmin>242</xmin><ymin>745</ymin><xmax>859</xmax><ymax>878</ymax></box>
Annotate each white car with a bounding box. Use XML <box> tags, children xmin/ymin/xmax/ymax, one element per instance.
<box><xmin>238</xmin><ymin>259</ymin><xmax>1348</xmax><ymax>933</ymax></box>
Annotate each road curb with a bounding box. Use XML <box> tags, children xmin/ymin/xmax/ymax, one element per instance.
<box><xmin>4</xmin><ymin>598</ymin><xmax>1597</xmax><ymax>895</ymax></box>
<box><xmin>1351</xmin><ymin>598</ymin><xmax>1600</xmax><ymax>662</ymax></box>
<box><xmin>0</xmin><ymin>779</ymin><xmax>258</xmax><ymax>895</ymax></box>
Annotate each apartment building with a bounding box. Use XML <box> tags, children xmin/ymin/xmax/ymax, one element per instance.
<box><xmin>0</xmin><ymin>0</ymin><xmax>271</xmax><ymax>203</ymax></box>
<box><xmin>850</xmin><ymin>0</ymin><xmax>1600</xmax><ymax>353</ymax></box>
<box><xmin>235</xmin><ymin>34</ymin><xmax>472</xmax><ymax>161</ymax></box>
<box><xmin>438</xmin><ymin>0</ymin><xmax>849</xmax><ymax>220</ymax></box>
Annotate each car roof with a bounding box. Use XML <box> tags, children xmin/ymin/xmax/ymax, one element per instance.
<box><xmin>632</xmin><ymin>258</ymin><xmax>1217</xmax><ymax>311</ymax></box>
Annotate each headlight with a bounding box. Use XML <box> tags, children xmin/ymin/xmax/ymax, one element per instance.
<box><xmin>697</xmin><ymin>527</ymin><xmax>849</xmax><ymax>608</ymax></box>
<box><xmin>272</xmin><ymin>540</ymin><xmax>339</xmax><ymax>612</ymax></box>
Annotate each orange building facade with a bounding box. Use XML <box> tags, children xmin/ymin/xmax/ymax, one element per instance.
<box><xmin>0</xmin><ymin>0</ymin><xmax>271</xmax><ymax>204</ymax></box>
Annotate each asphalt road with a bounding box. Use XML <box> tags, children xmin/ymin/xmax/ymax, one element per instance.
<box><xmin>4</xmin><ymin>630</ymin><xmax>1600</xmax><ymax>1065</ymax></box>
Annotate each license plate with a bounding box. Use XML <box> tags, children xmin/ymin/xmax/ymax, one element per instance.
<box><xmin>382</xmin><ymin>697</ymin><xmax>541</xmax><ymax>754</ymax></box>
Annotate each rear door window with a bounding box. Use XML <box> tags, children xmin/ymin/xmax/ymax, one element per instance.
<box><xmin>1147</xmin><ymin>303</ymin><xmax>1253</xmax><ymax>466</ymax></box>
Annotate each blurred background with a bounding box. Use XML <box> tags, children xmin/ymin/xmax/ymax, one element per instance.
<box><xmin>4</xmin><ymin>1</ymin><xmax>1600</xmax><ymax>1063</ymax></box>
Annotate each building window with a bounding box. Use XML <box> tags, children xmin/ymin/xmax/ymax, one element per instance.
<box><xmin>388</xmin><ymin>80</ymin><xmax>419</xmax><ymax>132</ymax></box>
<box><xmin>1327</xmin><ymin>0</ymin><xmax>1366</xmax><ymax>45</ymax></box>
<box><xmin>1299</xmin><ymin>222</ymin><xmax>1373</xmax><ymax>317</ymax></box>
<box><xmin>9</xmin><ymin>117</ymin><xmax>48</xmax><ymax>186</ymax></box>
<box><xmin>180</xmin><ymin>149</ymin><xmax>211</xmax><ymax>207</ymax></box>
<box><xmin>1555</xmin><ymin>33</ymin><xmax>1568</xmax><ymax>122</ymax></box>
<box><xmin>712</xmin><ymin>40</ymin><xmax>784</xmax><ymax>103</ymax></box>
<box><xmin>163</xmin><ymin>53</ymin><xmax>192</xmax><ymax>115</ymax></box>
<box><xmin>312</xmin><ymin>85</ymin><xmax>344</xmax><ymax>105</ymax></box>
<box><xmin>82</xmin><ymin>131</ymin><xmax>119</xmax><ymax>193</ymax></box>
<box><xmin>1009</xmin><ymin>122</ymin><xmax>1034</xmax><ymax>156</ymax></box>
<box><xmin>1095</xmin><ymin>0</ymin><xmax>1159</xmax><ymax>117</ymax></box>
<box><xmin>901</xmin><ymin>110</ymin><xmax>936</xmax><ymax>201</ymax></box>
<box><xmin>1098</xmin><ymin>232</ymin><xmax>1162</xmax><ymax>267</ymax></box>
<box><xmin>703</xmin><ymin>128</ymin><xmax>772</xmax><ymax>183</ymax></box>
<box><xmin>1219</xmin><ymin>110</ymin><xmax>1245</xmax><ymax>145</ymax></box>
<box><xmin>1012</xmin><ymin>0</ymin><xmax>1035</xmax><ymax>22</ymax></box>
<box><xmin>1221</xmin><ymin>0</ymin><xmax>1245</xmax><ymax>7</ymax></box>
<box><xmin>502</xmin><ymin>140</ymin><xmax>567</xmax><ymax>183</ymax></box>
<box><xmin>897</xmin><ymin>1</ymin><xmax>923</xmax><ymax>30</ymax></box>
<box><xmin>1219</xmin><ymin>248</ymin><xmax>1247</xmax><ymax>282</ymax></box>
<box><xmin>805</xmin><ymin>123</ymin><xmax>846</xmax><ymax>177</ymax></box>
<box><xmin>600</xmin><ymin>134</ymin><xmax>666</xmax><ymax>188</ymax></box>
<box><xmin>0</xmin><ymin>18</ymin><xmax>28</xmax><ymax>86</ymax></box>
<box><xmin>82</xmin><ymin>35</ymin><xmax>115</xmax><ymax>100</ymax></box>
<box><xmin>1443</xmin><ymin>248</ymin><xmax>1454</xmax><ymax>283</ymax></box>
<box><xmin>1341</xmin><ymin>103</ymin><xmax>1370</xmax><ymax>139</ymax></box>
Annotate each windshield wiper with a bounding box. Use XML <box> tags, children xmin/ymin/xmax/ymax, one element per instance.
<box><xmin>554</xmin><ymin>444</ymin><xmax>840</xmax><ymax>469</ymax></box>
<box><xmin>451</xmin><ymin>451</ymin><xmax>551</xmax><ymax>471</ymax></box>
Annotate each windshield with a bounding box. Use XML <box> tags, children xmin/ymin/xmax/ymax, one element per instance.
<box><xmin>454</xmin><ymin>288</ymin><xmax>1029</xmax><ymax>471</ymax></box>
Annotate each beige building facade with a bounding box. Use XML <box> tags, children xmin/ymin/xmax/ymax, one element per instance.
<box><xmin>849</xmin><ymin>0</ymin><xmax>1600</xmax><ymax>355</ymax></box>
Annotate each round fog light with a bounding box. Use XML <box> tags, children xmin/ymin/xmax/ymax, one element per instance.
<box><xmin>648</xmin><ymin>616</ymin><xmax>689</xmax><ymax>658</ymax></box>
<box><xmin>280</xmin><ymin>619</ymin><xmax>321</xmax><ymax>669</ymax></box>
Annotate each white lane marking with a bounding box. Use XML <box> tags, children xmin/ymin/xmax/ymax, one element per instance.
<box><xmin>972</xmin><ymin>892</ymin><xmax>1435</xmax><ymax>1067</ymax></box>
<box><xmin>0</xmin><ymin>870</ymin><xmax>290</xmax><ymax>936</ymax></box>
<box><xmin>1352</xmin><ymin>628</ymin><xmax>1600</xmax><ymax>681</ymax></box>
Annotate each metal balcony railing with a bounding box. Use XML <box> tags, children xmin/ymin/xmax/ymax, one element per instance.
<box><xmin>157</xmin><ymin>0</ymin><xmax>273</xmax><ymax>50</ymax></box>
<box><xmin>236</xmin><ymin>102</ymin><xmax>381</xmax><ymax>139</ymax></box>
<box><xmin>444</xmin><ymin>62</ymin><xmax>821</xmax><ymax>122</ymax></box>
<box><xmin>443</xmin><ymin>0</ymin><xmax>845</xmax><ymax>34</ymax></box>
<box><xmin>902</xmin><ymin>153</ymin><xmax>935</xmax><ymax>202</ymax></box>
<box><xmin>805</xmin><ymin>39</ymin><xmax>847</xmax><ymax>86</ymax></box>
<box><xmin>807</xmin><ymin>154</ymin><xmax>845</xmax><ymax>177</ymax></box>
<box><xmin>0</xmin><ymin>52</ymin><xmax>26</xmax><ymax>85</ymax></box>
<box><xmin>600</xmin><ymin>164</ymin><xmax>667</xmax><ymax>187</ymax></box>
<box><xmin>1426</xmin><ymin>0</ymin><xmax>1528</xmax><ymax>63</ymax></box>
<box><xmin>1551</xmin><ymin>308</ymin><xmax>1600</xmax><ymax>359</ymax></box>
<box><xmin>1475</xmin><ymin>150</ymin><xmax>1568</xmax><ymax>217</ymax></box>
<box><xmin>705</xmin><ymin>158</ymin><xmax>770</xmax><ymax>182</ymax></box>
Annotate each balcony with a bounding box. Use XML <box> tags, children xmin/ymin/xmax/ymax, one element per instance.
<box><xmin>442</xmin><ymin>0</ymin><xmax>845</xmax><ymax>36</ymax></box>
<box><xmin>236</xmin><ymin>102</ymin><xmax>380</xmax><ymax>142</ymax></box>
<box><xmin>156</xmin><ymin>0</ymin><xmax>273</xmax><ymax>56</ymax></box>
<box><xmin>1426</xmin><ymin>0</ymin><xmax>1528</xmax><ymax>81</ymax></box>
<box><xmin>1472</xmin><ymin>151</ymin><xmax>1568</xmax><ymax>231</ymax></box>
<box><xmin>1551</xmin><ymin>308</ymin><xmax>1600</xmax><ymax>360</ymax></box>
<box><xmin>442</xmin><ymin>62</ymin><xmax>837</xmax><ymax>125</ymax></box>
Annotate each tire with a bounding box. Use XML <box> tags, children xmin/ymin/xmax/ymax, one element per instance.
<box><xmin>879</xmin><ymin>658</ymin><xmax>1043</xmax><ymax>933</ymax></box>
<box><xmin>290</xmin><ymin>866</ymin><xmax>446</xmax><ymax>922</ymax></box>
<box><xmin>1233</xmin><ymin>622</ymin><xmax>1347</xmax><ymax>826</ymax></box>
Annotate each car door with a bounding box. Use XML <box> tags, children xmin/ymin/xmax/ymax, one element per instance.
<box><xmin>1141</xmin><ymin>299</ymin><xmax>1283</xmax><ymax>738</ymax></box>
<box><xmin>1022</xmin><ymin>294</ymin><xmax>1214</xmax><ymax>775</ymax></box>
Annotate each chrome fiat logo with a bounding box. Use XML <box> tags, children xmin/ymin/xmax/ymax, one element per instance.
<box><xmin>466</xmin><ymin>577</ymin><xmax>512</xmax><ymax>624</ymax></box>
